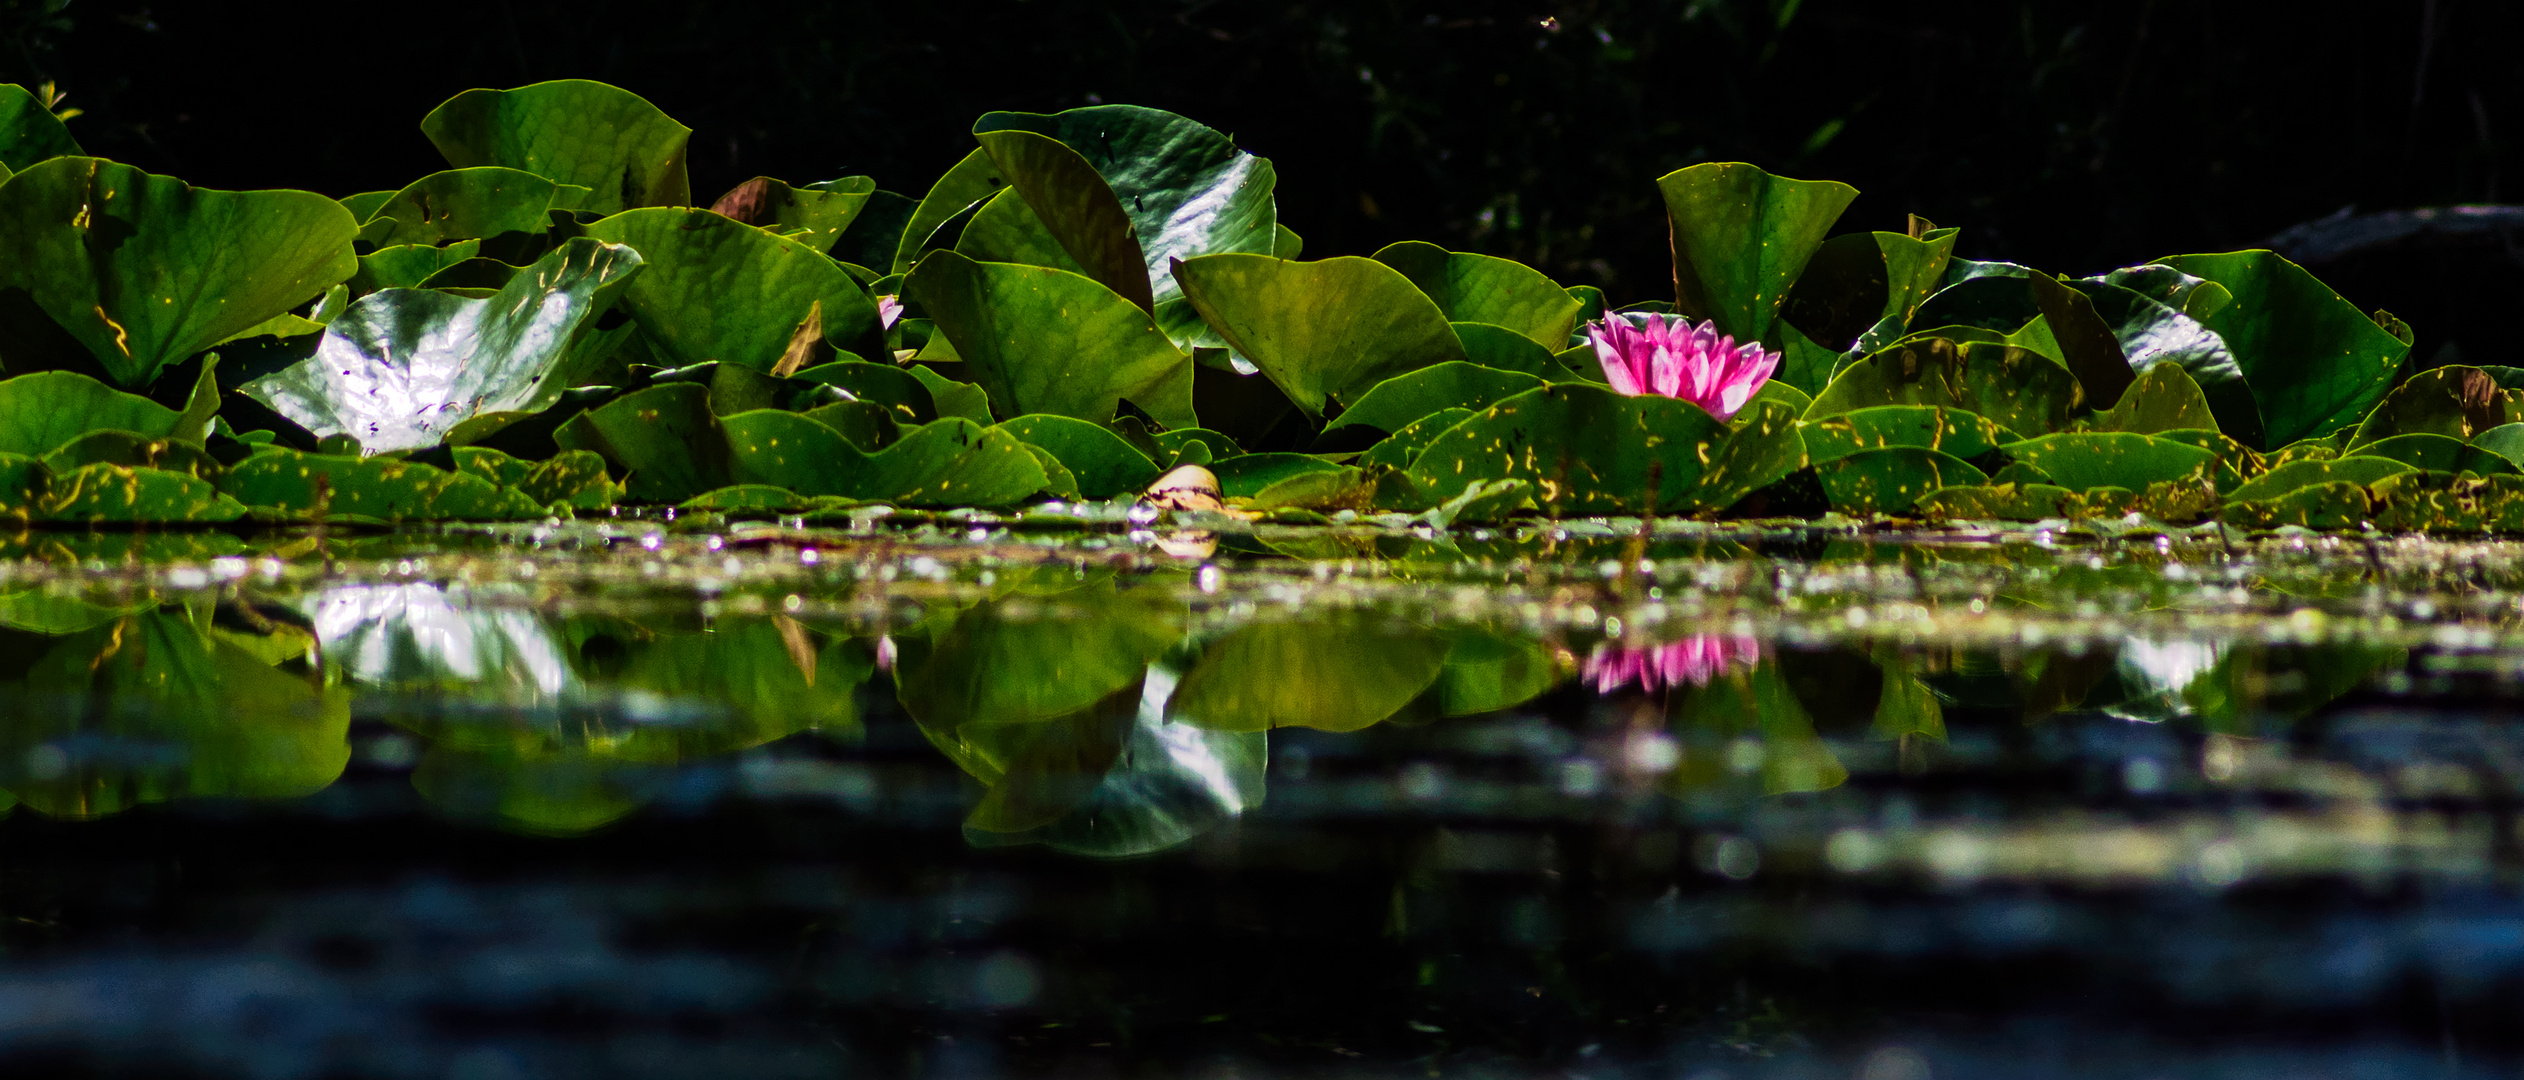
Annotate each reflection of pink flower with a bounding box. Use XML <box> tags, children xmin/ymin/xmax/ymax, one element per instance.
<box><xmin>1588</xmin><ymin>313</ymin><xmax>1778</xmax><ymax>420</ymax></box>
<box><xmin>876</xmin><ymin>295</ymin><xmax>904</xmax><ymax>330</ymax></box>
<box><xmin>1585</xmin><ymin>636</ymin><xmax>1760</xmax><ymax>694</ymax></box>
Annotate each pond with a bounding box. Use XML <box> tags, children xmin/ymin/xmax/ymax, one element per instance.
<box><xmin>1</xmin><ymin>516</ymin><xmax>2520</xmax><ymax>1079</ymax></box>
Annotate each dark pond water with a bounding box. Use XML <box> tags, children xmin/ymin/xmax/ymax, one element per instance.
<box><xmin>4</xmin><ymin>517</ymin><xmax>2524</xmax><ymax>1078</ymax></box>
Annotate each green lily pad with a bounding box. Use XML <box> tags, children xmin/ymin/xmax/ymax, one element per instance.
<box><xmin>1818</xmin><ymin>447</ymin><xmax>1988</xmax><ymax>515</ymax></box>
<box><xmin>992</xmin><ymin>414</ymin><xmax>1160</xmax><ymax>499</ymax></box>
<box><xmin>1776</xmin><ymin>229</ymin><xmax>1957</xmax><ymax>350</ymax></box>
<box><xmin>2472</xmin><ymin>423</ymin><xmax>2524</xmax><ymax>470</ymax></box>
<box><xmin>2156</xmin><ymin>250</ymin><xmax>2409</xmax><ymax>447</ymax></box>
<box><xmin>891</xmin><ymin>149</ymin><xmax>1006</xmax><ymax>275</ymax></box>
<box><xmin>421</xmin><ymin>80</ymin><xmax>691</xmax><ymax>215</ymax></box>
<box><xmin>2369</xmin><ymin>471</ymin><xmax>2524</xmax><ymax>533</ymax></box>
<box><xmin>1358</xmin><ymin>408</ymin><xmax>1474</xmax><ymax>471</ymax></box>
<box><xmin>721</xmin><ymin>411</ymin><xmax>1048</xmax><ymax>507</ymax></box>
<box><xmin>37</xmin><ymin>462</ymin><xmax>244</xmax><ymax>523</ymax></box>
<box><xmin>1372</xmin><ymin>241</ymin><xmax>1582</xmax><ymax>348</ymax></box>
<box><xmin>1800</xmin><ymin>405</ymin><xmax>2017</xmax><ymax>465</ymax></box>
<box><xmin>0</xmin><ymin>157</ymin><xmax>358</xmax><ymax>388</ymax></box>
<box><xmin>708</xmin><ymin>175</ymin><xmax>873</xmax><ymax>253</ymax></box>
<box><xmin>42</xmin><ymin>430</ymin><xmax>220</xmax><ymax>478</ymax></box>
<box><xmin>905</xmin><ymin>250</ymin><xmax>1194</xmax><ymax>427</ymax></box>
<box><xmin>356</xmin><ymin>167</ymin><xmax>577</xmax><ymax>247</ymax></box>
<box><xmin>680</xmin><ymin>484</ymin><xmax>805</xmax><ymax>511</ymax></box>
<box><xmin>1996</xmin><ymin>432</ymin><xmax>2216</xmax><ymax>493</ymax></box>
<box><xmin>2093</xmin><ymin>361</ymin><xmax>2218</xmax><ymax>434</ymax></box>
<box><xmin>907</xmin><ymin>364</ymin><xmax>995</xmax><ymax>424</ymax></box>
<box><xmin>2352</xmin><ymin>433</ymin><xmax>2517</xmax><ymax>476</ymax></box>
<box><xmin>1171</xmin><ymin>253</ymin><xmax>1466</xmax><ymax>420</ymax></box>
<box><xmin>1405</xmin><ymin>384</ymin><xmax>1729</xmax><ymax>515</ymax></box>
<box><xmin>2099</xmin><ymin>264</ymin><xmax>2234</xmax><ymax>321</ymax></box>
<box><xmin>222</xmin><ymin>447</ymin><xmax>546</xmax><ymax>521</ymax></box>
<box><xmin>352</xmin><ymin>240</ymin><xmax>485</xmax><ymax>293</ymax></box>
<box><xmin>792</xmin><ymin>360</ymin><xmax>938</xmax><ymax>423</ymax></box>
<box><xmin>1691</xmin><ymin>399</ymin><xmax>1809</xmax><ymax>511</ymax></box>
<box><xmin>2152</xmin><ymin>428</ymin><xmax>2263</xmax><ymax>488</ymax></box>
<box><xmin>0</xmin><ymin>84</ymin><xmax>81</xmax><ymax>171</ymax></box>
<box><xmin>1807</xmin><ymin>336</ymin><xmax>2083</xmax><ymax>436</ymax></box>
<box><xmin>2223</xmin><ymin>480</ymin><xmax>2373</xmax><ymax>531</ymax></box>
<box><xmin>240</xmin><ymin>238</ymin><xmax>642</xmax><ymax>452</ymax></box>
<box><xmin>0</xmin><ymin>370</ymin><xmax>190</xmax><ymax>456</ymax></box>
<box><xmin>2345</xmin><ymin>365</ymin><xmax>2522</xmax><ymax>447</ymax></box>
<box><xmin>974</xmin><ymin>106</ymin><xmax>1277</xmax><ymax>309</ymax></box>
<box><xmin>1764</xmin><ymin>320</ymin><xmax>1843</xmax><ymax>397</ymax></box>
<box><xmin>2226</xmin><ymin>455</ymin><xmax>2417</xmax><ymax>502</ymax></box>
<box><xmin>1450</xmin><ymin>321</ymin><xmax>1563</xmax><ymax>378</ymax></box>
<box><xmin>967</xmin><ymin>129</ymin><xmax>1151</xmax><ymax>311</ymax></box>
<box><xmin>551</xmin><ymin>383</ymin><xmax>732</xmax><ymax>503</ymax></box>
<box><xmin>2071</xmin><ymin>278</ymin><xmax>2258</xmax><ymax>444</ymax></box>
<box><xmin>1319</xmin><ymin>362</ymin><xmax>1547</xmax><ymax>441</ymax></box>
<box><xmin>2026</xmin><ymin>272</ymin><xmax>2136</xmax><ymax>410</ymax></box>
<box><xmin>584</xmin><ymin>206</ymin><xmax>883</xmax><ymax>368</ymax></box>
<box><xmin>1913</xmin><ymin>483</ymin><xmax>2076</xmax><ymax>522</ymax></box>
<box><xmin>1202</xmin><ymin>453</ymin><xmax>1345</xmax><ymax>500</ymax></box>
<box><xmin>1657</xmin><ymin>162</ymin><xmax>1857</xmax><ymax>343</ymax></box>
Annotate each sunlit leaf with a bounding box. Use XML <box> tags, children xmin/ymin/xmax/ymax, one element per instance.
<box><xmin>422</xmin><ymin>80</ymin><xmax>692</xmax><ymax>214</ymax></box>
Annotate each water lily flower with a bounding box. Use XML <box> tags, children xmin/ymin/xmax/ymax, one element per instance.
<box><xmin>876</xmin><ymin>294</ymin><xmax>904</xmax><ymax>330</ymax></box>
<box><xmin>1587</xmin><ymin>312</ymin><xmax>1779</xmax><ymax>420</ymax></box>
<box><xmin>1585</xmin><ymin>635</ymin><xmax>1760</xmax><ymax>694</ymax></box>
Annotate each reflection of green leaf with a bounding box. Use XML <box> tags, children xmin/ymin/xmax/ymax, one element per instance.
<box><xmin>1172</xmin><ymin>253</ymin><xmax>1466</xmax><ymax>420</ymax></box>
<box><xmin>1665</xmin><ymin>661</ymin><xmax>1847</xmax><ymax>798</ymax></box>
<box><xmin>1373</xmin><ymin>241</ymin><xmax>1582</xmax><ymax>348</ymax></box>
<box><xmin>2157</xmin><ymin>250</ymin><xmax>2409</xmax><ymax>447</ymax></box>
<box><xmin>1168</xmin><ymin>613</ymin><xmax>1448</xmax><ymax>732</ymax></box>
<box><xmin>241</xmin><ymin>239</ymin><xmax>642</xmax><ymax>452</ymax></box>
<box><xmin>898</xmin><ymin>581</ymin><xmax>1181</xmax><ymax>737</ymax></box>
<box><xmin>1434</xmin><ymin>630</ymin><xmax>1561</xmax><ymax>716</ymax></box>
<box><xmin>906</xmin><ymin>250</ymin><xmax>1194</xmax><ymax>426</ymax></box>
<box><xmin>0</xmin><ymin>157</ymin><xmax>358</xmax><ymax>388</ymax></box>
<box><xmin>965</xmin><ymin>702</ymin><xmax>1266</xmax><ymax>859</ymax></box>
<box><xmin>1657</xmin><ymin>162</ymin><xmax>1856</xmax><ymax>342</ymax></box>
<box><xmin>1406</xmin><ymin>384</ymin><xmax>1730</xmax><ymax>515</ymax></box>
<box><xmin>1998</xmin><ymin>433</ymin><xmax>2215</xmax><ymax>493</ymax></box>
<box><xmin>586</xmin><ymin>207</ymin><xmax>884</xmax><ymax>368</ymax></box>
<box><xmin>421</xmin><ymin>80</ymin><xmax>692</xmax><ymax>215</ymax></box>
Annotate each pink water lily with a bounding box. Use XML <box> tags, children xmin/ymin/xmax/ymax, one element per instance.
<box><xmin>1587</xmin><ymin>313</ymin><xmax>1779</xmax><ymax>420</ymax></box>
<box><xmin>1584</xmin><ymin>635</ymin><xmax>1761</xmax><ymax>694</ymax></box>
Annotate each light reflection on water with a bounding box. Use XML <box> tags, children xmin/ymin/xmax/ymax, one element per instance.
<box><xmin>1</xmin><ymin>523</ymin><xmax>2523</xmax><ymax>1076</ymax></box>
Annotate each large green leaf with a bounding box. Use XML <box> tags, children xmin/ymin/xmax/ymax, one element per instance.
<box><xmin>1776</xmin><ymin>230</ymin><xmax>1957</xmax><ymax>350</ymax></box>
<box><xmin>240</xmin><ymin>238</ymin><xmax>642</xmax><ymax>452</ymax></box>
<box><xmin>1997</xmin><ymin>433</ymin><xmax>2216</xmax><ymax>492</ymax></box>
<box><xmin>551</xmin><ymin>383</ymin><xmax>732</xmax><ymax>503</ymax></box>
<box><xmin>0</xmin><ymin>84</ymin><xmax>81</xmax><ymax>171</ymax></box>
<box><xmin>2345</xmin><ymin>366</ymin><xmax>2522</xmax><ymax>447</ymax></box>
<box><xmin>904</xmin><ymin>251</ymin><xmax>1194</xmax><ymax>427</ymax></box>
<box><xmin>1691</xmin><ymin>399</ymin><xmax>1809</xmax><ymax>511</ymax></box>
<box><xmin>352</xmin><ymin>240</ymin><xmax>485</xmax><ymax>293</ymax></box>
<box><xmin>1405</xmin><ymin>383</ymin><xmax>1730</xmax><ymax>515</ymax></box>
<box><xmin>992</xmin><ymin>414</ymin><xmax>1160</xmax><ymax>499</ymax></box>
<box><xmin>0</xmin><ymin>371</ymin><xmax>186</xmax><ymax>456</ymax></box>
<box><xmin>0</xmin><ymin>157</ymin><xmax>357</xmax><ymax>388</ymax></box>
<box><xmin>1319</xmin><ymin>362</ymin><xmax>1546</xmax><ymax>441</ymax></box>
<box><xmin>1171</xmin><ymin>253</ymin><xmax>1466</xmax><ymax>419</ymax></box>
<box><xmin>1807</xmin><ymin>336</ymin><xmax>2084</xmax><ymax>436</ymax></box>
<box><xmin>708</xmin><ymin>175</ymin><xmax>873</xmax><ymax>254</ymax></box>
<box><xmin>421</xmin><ymin>80</ymin><xmax>691</xmax><ymax>215</ymax></box>
<box><xmin>1818</xmin><ymin>447</ymin><xmax>1988</xmax><ymax>515</ymax></box>
<box><xmin>975</xmin><ymin>106</ymin><xmax>1277</xmax><ymax>309</ymax></box>
<box><xmin>1372</xmin><ymin>241</ymin><xmax>1582</xmax><ymax>348</ymax></box>
<box><xmin>222</xmin><ymin>448</ymin><xmax>546</xmax><ymax>521</ymax></box>
<box><xmin>2156</xmin><ymin>250</ymin><xmax>2409</xmax><ymax>447</ymax></box>
<box><xmin>583</xmin><ymin>207</ymin><xmax>883</xmax><ymax>368</ymax></box>
<box><xmin>891</xmin><ymin>149</ymin><xmax>1006</xmax><ymax>275</ymax></box>
<box><xmin>1657</xmin><ymin>162</ymin><xmax>1857</xmax><ymax>342</ymax></box>
<box><xmin>356</xmin><ymin>167</ymin><xmax>577</xmax><ymax>247</ymax></box>
<box><xmin>38</xmin><ymin>462</ymin><xmax>245</xmax><ymax>523</ymax></box>
<box><xmin>2091</xmin><ymin>359</ymin><xmax>2219</xmax><ymax>434</ymax></box>
<box><xmin>968</xmin><ymin>129</ymin><xmax>1151</xmax><ymax>312</ymax></box>
<box><xmin>2071</xmin><ymin>278</ymin><xmax>2258</xmax><ymax>444</ymax></box>
<box><xmin>1800</xmin><ymin>404</ymin><xmax>2017</xmax><ymax>464</ymax></box>
<box><xmin>2227</xmin><ymin>455</ymin><xmax>2416</xmax><ymax>501</ymax></box>
<box><xmin>721</xmin><ymin>411</ymin><xmax>1048</xmax><ymax>506</ymax></box>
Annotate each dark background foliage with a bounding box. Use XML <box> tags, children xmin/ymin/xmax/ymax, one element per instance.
<box><xmin>5</xmin><ymin>0</ymin><xmax>2518</xmax><ymax>362</ymax></box>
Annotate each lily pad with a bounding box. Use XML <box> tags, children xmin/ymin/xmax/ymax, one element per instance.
<box><xmin>2093</xmin><ymin>361</ymin><xmax>2219</xmax><ymax>434</ymax></box>
<box><xmin>891</xmin><ymin>149</ymin><xmax>1007</xmax><ymax>275</ymax></box>
<box><xmin>907</xmin><ymin>365</ymin><xmax>996</xmax><ymax>425</ymax></box>
<box><xmin>222</xmin><ymin>447</ymin><xmax>546</xmax><ymax>521</ymax></box>
<box><xmin>721</xmin><ymin>411</ymin><xmax>1049</xmax><ymax>507</ymax></box>
<box><xmin>550</xmin><ymin>383</ymin><xmax>732</xmax><ymax>503</ymax></box>
<box><xmin>1373</xmin><ymin>241</ymin><xmax>1582</xmax><ymax>348</ymax></box>
<box><xmin>905</xmin><ymin>250</ymin><xmax>1194</xmax><ymax>427</ymax></box>
<box><xmin>1818</xmin><ymin>447</ymin><xmax>1988</xmax><ymax>515</ymax></box>
<box><xmin>792</xmin><ymin>361</ymin><xmax>938</xmax><ymax>424</ymax></box>
<box><xmin>352</xmin><ymin>240</ymin><xmax>484</xmax><ymax>293</ymax></box>
<box><xmin>992</xmin><ymin>415</ymin><xmax>1160</xmax><ymax>499</ymax></box>
<box><xmin>37</xmin><ymin>462</ymin><xmax>245</xmax><ymax>523</ymax></box>
<box><xmin>2071</xmin><ymin>278</ymin><xmax>2258</xmax><ymax>444</ymax></box>
<box><xmin>0</xmin><ymin>157</ymin><xmax>358</xmax><ymax>388</ymax></box>
<box><xmin>708</xmin><ymin>175</ymin><xmax>873</xmax><ymax>253</ymax></box>
<box><xmin>1996</xmin><ymin>432</ymin><xmax>2216</xmax><ymax>493</ymax></box>
<box><xmin>421</xmin><ymin>80</ymin><xmax>691</xmax><ymax>215</ymax></box>
<box><xmin>1358</xmin><ymin>408</ymin><xmax>1474</xmax><ymax>471</ymax></box>
<box><xmin>1914</xmin><ymin>483</ymin><xmax>2075</xmax><ymax>521</ymax></box>
<box><xmin>2157</xmin><ymin>250</ymin><xmax>2409</xmax><ymax>447</ymax></box>
<box><xmin>2223</xmin><ymin>480</ymin><xmax>2373</xmax><ymax>531</ymax></box>
<box><xmin>585</xmin><ymin>207</ymin><xmax>884</xmax><ymax>369</ymax></box>
<box><xmin>2353</xmin><ymin>433</ymin><xmax>2516</xmax><ymax>476</ymax></box>
<box><xmin>0</xmin><ymin>370</ymin><xmax>189</xmax><ymax>456</ymax></box>
<box><xmin>357</xmin><ymin>167</ymin><xmax>577</xmax><ymax>248</ymax></box>
<box><xmin>1691</xmin><ymin>399</ymin><xmax>1809</xmax><ymax>511</ymax></box>
<box><xmin>974</xmin><ymin>106</ymin><xmax>1277</xmax><ymax>309</ymax></box>
<box><xmin>1800</xmin><ymin>405</ymin><xmax>2017</xmax><ymax>465</ymax></box>
<box><xmin>2345</xmin><ymin>365</ymin><xmax>2521</xmax><ymax>447</ymax></box>
<box><xmin>2226</xmin><ymin>455</ymin><xmax>2417</xmax><ymax>502</ymax></box>
<box><xmin>1405</xmin><ymin>384</ymin><xmax>1729</xmax><ymax>515</ymax></box>
<box><xmin>1171</xmin><ymin>253</ymin><xmax>1466</xmax><ymax>420</ymax></box>
<box><xmin>0</xmin><ymin>84</ymin><xmax>81</xmax><ymax>170</ymax></box>
<box><xmin>240</xmin><ymin>238</ymin><xmax>643</xmax><ymax>452</ymax></box>
<box><xmin>1807</xmin><ymin>336</ymin><xmax>2083</xmax><ymax>436</ymax></box>
<box><xmin>1776</xmin><ymin>229</ymin><xmax>1957</xmax><ymax>351</ymax></box>
<box><xmin>1658</xmin><ymin>162</ymin><xmax>1857</xmax><ymax>343</ymax></box>
<box><xmin>1319</xmin><ymin>362</ymin><xmax>1547</xmax><ymax>442</ymax></box>
<box><xmin>1451</xmin><ymin>322</ymin><xmax>1563</xmax><ymax>378</ymax></box>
